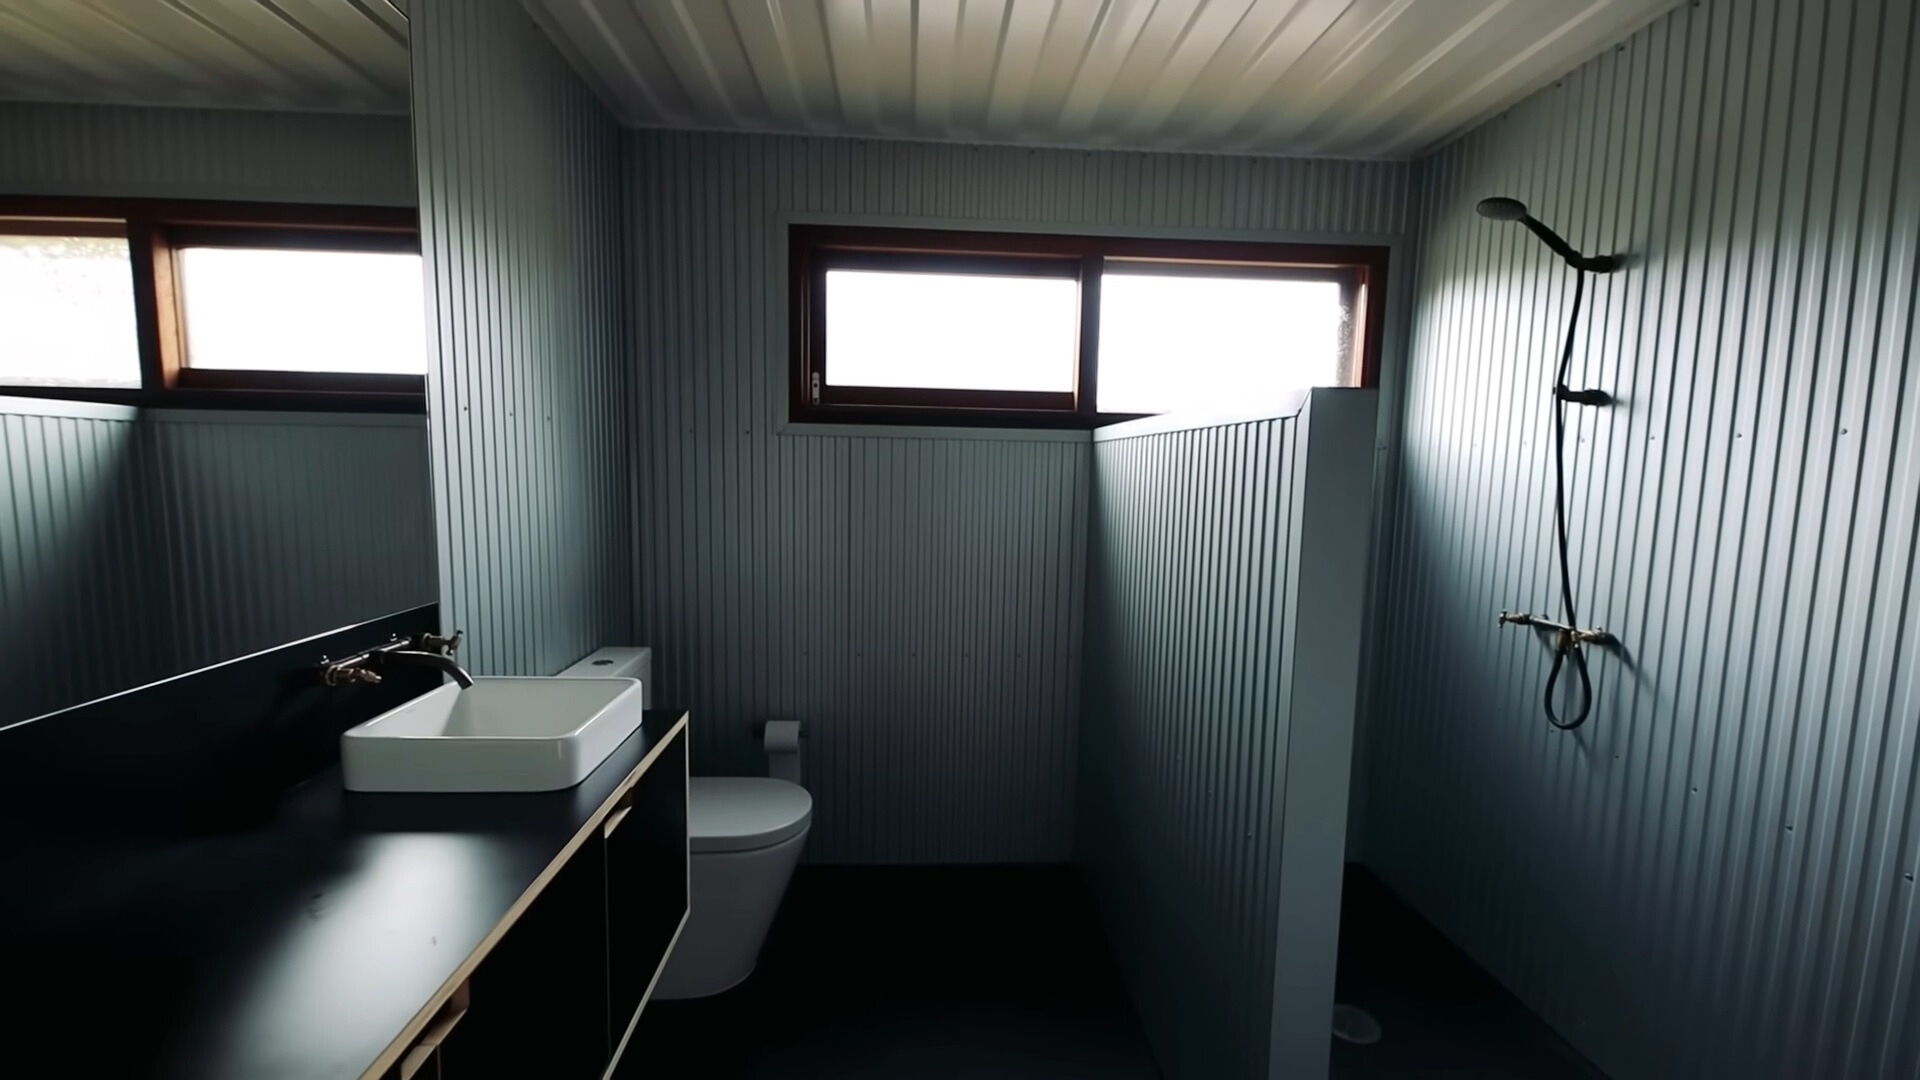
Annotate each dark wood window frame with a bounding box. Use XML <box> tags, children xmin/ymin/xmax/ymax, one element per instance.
<box><xmin>1</xmin><ymin>196</ymin><xmax>424</xmax><ymax>414</ymax></box>
<box><xmin>790</xmin><ymin>224</ymin><xmax>1389</xmax><ymax>429</ymax></box>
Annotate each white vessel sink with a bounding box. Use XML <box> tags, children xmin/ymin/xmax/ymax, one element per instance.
<box><xmin>341</xmin><ymin>677</ymin><xmax>644</xmax><ymax>793</ymax></box>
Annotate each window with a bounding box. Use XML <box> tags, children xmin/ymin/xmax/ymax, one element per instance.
<box><xmin>1096</xmin><ymin>268</ymin><xmax>1349</xmax><ymax>414</ymax></box>
<box><xmin>790</xmin><ymin>226</ymin><xmax>1386</xmax><ymax>428</ymax></box>
<box><xmin>0</xmin><ymin>198</ymin><xmax>424</xmax><ymax>410</ymax></box>
<box><xmin>0</xmin><ymin>225</ymin><xmax>141</xmax><ymax>389</ymax></box>
<box><xmin>824</xmin><ymin>269</ymin><xmax>1080</xmax><ymax>393</ymax></box>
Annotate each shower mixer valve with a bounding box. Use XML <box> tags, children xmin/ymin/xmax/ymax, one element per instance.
<box><xmin>1497</xmin><ymin>611</ymin><xmax>1616</xmax><ymax>648</ymax></box>
<box><xmin>1555</xmin><ymin>386</ymin><xmax>1614</xmax><ymax>407</ymax></box>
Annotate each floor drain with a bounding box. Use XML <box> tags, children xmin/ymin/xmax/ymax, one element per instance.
<box><xmin>1332</xmin><ymin>1003</ymin><xmax>1383</xmax><ymax>1045</ymax></box>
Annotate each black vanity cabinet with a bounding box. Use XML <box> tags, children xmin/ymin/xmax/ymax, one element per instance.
<box><xmin>436</xmin><ymin>836</ymin><xmax>610</xmax><ymax>1078</ymax></box>
<box><xmin>0</xmin><ymin>605</ymin><xmax>692</xmax><ymax>1080</ymax></box>
<box><xmin>380</xmin><ymin>719</ymin><xmax>689</xmax><ymax>1080</ymax></box>
<box><xmin>605</xmin><ymin>733</ymin><xmax>690</xmax><ymax>1053</ymax></box>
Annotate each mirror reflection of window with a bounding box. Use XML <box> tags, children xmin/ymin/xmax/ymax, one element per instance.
<box><xmin>0</xmin><ymin>0</ymin><xmax>430</xmax><ymax>727</ymax></box>
<box><xmin>176</xmin><ymin>247</ymin><xmax>428</xmax><ymax>376</ymax></box>
<box><xmin>0</xmin><ymin>227</ymin><xmax>141</xmax><ymax>388</ymax></box>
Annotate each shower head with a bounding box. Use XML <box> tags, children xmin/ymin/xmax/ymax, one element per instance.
<box><xmin>1475</xmin><ymin>195</ymin><xmax>1621</xmax><ymax>273</ymax></box>
<box><xmin>1475</xmin><ymin>196</ymin><xmax>1530</xmax><ymax>222</ymax></box>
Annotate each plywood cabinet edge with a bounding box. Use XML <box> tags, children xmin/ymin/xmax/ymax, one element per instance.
<box><xmin>604</xmin><ymin>909</ymin><xmax>690</xmax><ymax>1078</ymax></box>
<box><xmin>359</xmin><ymin>712</ymin><xmax>691</xmax><ymax>1080</ymax></box>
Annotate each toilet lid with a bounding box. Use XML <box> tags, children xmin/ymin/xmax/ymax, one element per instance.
<box><xmin>689</xmin><ymin>777</ymin><xmax>812</xmax><ymax>853</ymax></box>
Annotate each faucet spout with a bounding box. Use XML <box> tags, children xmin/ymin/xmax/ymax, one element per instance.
<box><xmin>319</xmin><ymin>630</ymin><xmax>474</xmax><ymax>689</ymax></box>
<box><xmin>380</xmin><ymin>649</ymin><xmax>476</xmax><ymax>689</ymax></box>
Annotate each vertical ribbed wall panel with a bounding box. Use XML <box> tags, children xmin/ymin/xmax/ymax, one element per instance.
<box><xmin>836</xmin><ymin>437</ymin><xmax>1089</xmax><ymax>863</ymax></box>
<box><xmin>410</xmin><ymin>0</ymin><xmax>630</xmax><ymax>676</ymax></box>
<box><xmin>1083</xmin><ymin>415</ymin><xmax>1303</xmax><ymax>1079</ymax></box>
<box><xmin>0</xmin><ymin>102</ymin><xmax>415</xmax><ymax>205</ymax></box>
<box><xmin>0</xmin><ymin>405</ymin><xmax>434</xmax><ymax>724</ymax></box>
<box><xmin>1370</xmin><ymin>1</ymin><xmax>1920</xmax><ymax>1077</ymax></box>
<box><xmin>627</xmin><ymin>129</ymin><xmax>1408</xmax><ymax>863</ymax></box>
<box><xmin>142</xmin><ymin>414</ymin><xmax>436</xmax><ymax>682</ymax></box>
<box><xmin>1080</xmin><ymin>392</ymin><xmax>1377</xmax><ymax>1080</ymax></box>
<box><xmin>1</xmin><ymin>404</ymin><xmax>158</xmax><ymax>721</ymax></box>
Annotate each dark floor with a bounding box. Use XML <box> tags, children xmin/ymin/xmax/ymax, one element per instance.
<box><xmin>625</xmin><ymin>864</ymin><xmax>1158</xmax><ymax>1078</ymax></box>
<box><xmin>1331</xmin><ymin>867</ymin><xmax>1606</xmax><ymax>1079</ymax></box>
<box><xmin>627</xmin><ymin>864</ymin><xmax>1605</xmax><ymax>1079</ymax></box>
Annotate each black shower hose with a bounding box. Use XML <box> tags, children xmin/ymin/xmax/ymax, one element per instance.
<box><xmin>1544</xmin><ymin>268</ymin><xmax>1593</xmax><ymax>730</ymax></box>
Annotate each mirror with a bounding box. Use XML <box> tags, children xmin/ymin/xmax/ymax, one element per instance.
<box><xmin>0</xmin><ymin>1</ymin><xmax>435</xmax><ymax>726</ymax></box>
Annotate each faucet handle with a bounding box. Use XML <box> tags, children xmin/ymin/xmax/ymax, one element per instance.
<box><xmin>322</xmin><ymin>661</ymin><xmax>383</xmax><ymax>686</ymax></box>
<box><xmin>416</xmin><ymin>630</ymin><xmax>463</xmax><ymax>656</ymax></box>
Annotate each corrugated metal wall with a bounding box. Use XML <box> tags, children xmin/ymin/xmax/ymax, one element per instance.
<box><xmin>143</xmin><ymin>412</ymin><xmax>435</xmax><ymax>682</ymax></box>
<box><xmin>1369</xmin><ymin>1</ymin><xmax>1920</xmax><ymax>1077</ymax></box>
<box><xmin>1081</xmin><ymin>392</ymin><xmax>1377</xmax><ymax>1080</ymax></box>
<box><xmin>0</xmin><ymin>102</ymin><xmax>415</xmax><ymax>205</ymax></box>
<box><xmin>0</xmin><ymin>402</ymin><xmax>434</xmax><ymax>723</ymax></box>
<box><xmin>1083</xmin><ymin>412</ymin><xmax>1305</xmax><ymax>1079</ymax></box>
<box><xmin>625</xmin><ymin>129</ymin><xmax>1409</xmax><ymax>863</ymax></box>
<box><xmin>409</xmin><ymin>0</ymin><xmax>630</xmax><ymax>676</ymax></box>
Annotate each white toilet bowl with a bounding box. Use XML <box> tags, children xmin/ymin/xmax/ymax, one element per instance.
<box><xmin>654</xmin><ymin>776</ymin><xmax>810</xmax><ymax>999</ymax></box>
<box><xmin>557</xmin><ymin>648</ymin><xmax>810</xmax><ymax>1001</ymax></box>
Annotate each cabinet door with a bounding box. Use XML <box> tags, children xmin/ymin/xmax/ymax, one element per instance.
<box><xmin>604</xmin><ymin>724</ymin><xmax>688</xmax><ymax>1060</ymax></box>
<box><xmin>440</xmin><ymin>833</ymin><xmax>610</xmax><ymax>1080</ymax></box>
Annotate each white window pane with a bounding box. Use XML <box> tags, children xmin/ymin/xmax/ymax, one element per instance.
<box><xmin>1097</xmin><ymin>273</ymin><xmax>1347</xmax><ymax>415</ymax></box>
<box><xmin>177</xmin><ymin>247</ymin><xmax>427</xmax><ymax>374</ymax></box>
<box><xmin>0</xmin><ymin>233</ymin><xmax>141</xmax><ymax>388</ymax></box>
<box><xmin>825</xmin><ymin>269</ymin><xmax>1078</xmax><ymax>392</ymax></box>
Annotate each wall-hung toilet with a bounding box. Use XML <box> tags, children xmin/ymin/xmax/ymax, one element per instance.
<box><xmin>657</xmin><ymin>776</ymin><xmax>810</xmax><ymax>998</ymax></box>
<box><xmin>558</xmin><ymin>648</ymin><xmax>811</xmax><ymax>1000</ymax></box>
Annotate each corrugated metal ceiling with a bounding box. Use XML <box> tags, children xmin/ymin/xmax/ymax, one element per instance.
<box><xmin>0</xmin><ymin>0</ymin><xmax>409</xmax><ymax>114</ymax></box>
<box><xmin>523</xmin><ymin>0</ymin><xmax>1687</xmax><ymax>159</ymax></box>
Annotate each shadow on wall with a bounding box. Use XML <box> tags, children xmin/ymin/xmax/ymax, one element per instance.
<box><xmin>0</xmin><ymin>411</ymin><xmax>171</xmax><ymax>723</ymax></box>
<box><xmin>0</xmin><ymin>408</ymin><xmax>438</xmax><ymax>726</ymax></box>
<box><xmin>1369</xmin><ymin>475</ymin><xmax>1681</xmax><ymax>1053</ymax></box>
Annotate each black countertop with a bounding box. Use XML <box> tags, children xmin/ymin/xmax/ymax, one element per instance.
<box><xmin>1</xmin><ymin>709</ymin><xmax>687</xmax><ymax>1080</ymax></box>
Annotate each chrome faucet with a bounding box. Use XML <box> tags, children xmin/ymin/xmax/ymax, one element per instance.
<box><xmin>321</xmin><ymin>631</ymin><xmax>474</xmax><ymax>688</ymax></box>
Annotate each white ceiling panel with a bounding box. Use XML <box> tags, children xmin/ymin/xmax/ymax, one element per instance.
<box><xmin>524</xmin><ymin>0</ymin><xmax>1685</xmax><ymax>158</ymax></box>
<box><xmin>0</xmin><ymin>0</ymin><xmax>409</xmax><ymax>114</ymax></box>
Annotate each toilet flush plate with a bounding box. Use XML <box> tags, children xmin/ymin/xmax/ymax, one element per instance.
<box><xmin>341</xmin><ymin>677</ymin><xmax>644</xmax><ymax>792</ymax></box>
